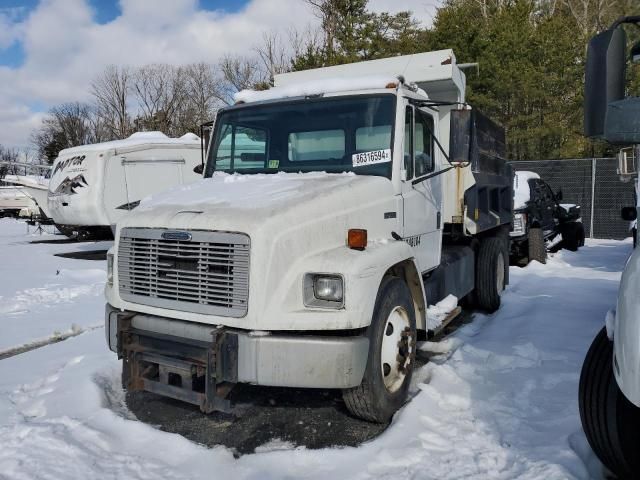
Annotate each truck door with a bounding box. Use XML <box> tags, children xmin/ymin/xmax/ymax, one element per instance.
<box><xmin>533</xmin><ymin>179</ymin><xmax>556</xmax><ymax>236</ymax></box>
<box><xmin>401</xmin><ymin>105</ymin><xmax>442</xmax><ymax>272</ymax></box>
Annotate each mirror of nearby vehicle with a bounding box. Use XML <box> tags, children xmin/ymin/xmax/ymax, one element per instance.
<box><xmin>621</xmin><ymin>206</ymin><xmax>638</xmax><ymax>221</ymax></box>
<box><xmin>631</xmin><ymin>40</ymin><xmax>640</xmax><ymax>63</ymax></box>
<box><xmin>555</xmin><ymin>189</ymin><xmax>563</xmax><ymax>202</ymax></box>
<box><xmin>193</xmin><ymin>163</ymin><xmax>204</xmax><ymax>175</ymax></box>
<box><xmin>584</xmin><ymin>26</ymin><xmax>626</xmax><ymax>139</ymax></box>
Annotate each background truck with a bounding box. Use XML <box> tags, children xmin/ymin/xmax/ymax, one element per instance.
<box><xmin>510</xmin><ymin>170</ymin><xmax>584</xmax><ymax>265</ymax></box>
<box><xmin>104</xmin><ymin>50</ymin><xmax>513</xmax><ymax>423</ymax></box>
<box><xmin>47</xmin><ymin>131</ymin><xmax>202</xmax><ymax>240</ymax></box>
<box><xmin>578</xmin><ymin>16</ymin><xmax>640</xmax><ymax>478</ymax></box>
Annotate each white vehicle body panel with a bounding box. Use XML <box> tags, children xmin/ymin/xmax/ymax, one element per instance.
<box><xmin>47</xmin><ymin>132</ymin><xmax>202</xmax><ymax>228</ymax></box>
<box><xmin>0</xmin><ymin>186</ymin><xmax>37</xmax><ymax>211</ymax></box>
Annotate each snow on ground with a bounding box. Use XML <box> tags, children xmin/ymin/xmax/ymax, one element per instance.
<box><xmin>0</xmin><ymin>217</ymin><xmax>632</xmax><ymax>479</ymax></box>
<box><xmin>0</xmin><ymin>219</ymin><xmax>109</xmax><ymax>354</ymax></box>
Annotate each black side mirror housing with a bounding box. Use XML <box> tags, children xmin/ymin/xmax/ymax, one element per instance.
<box><xmin>621</xmin><ymin>206</ymin><xmax>638</xmax><ymax>221</ymax></box>
<box><xmin>584</xmin><ymin>27</ymin><xmax>627</xmax><ymax>139</ymax></box>
<box><xmin>193</xmin><ymin>163</ymin><xmax>204</xmax><ymax>175</ymax></box>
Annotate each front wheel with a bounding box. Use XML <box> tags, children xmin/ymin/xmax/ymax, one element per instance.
<box><xmin>342</xmin><ymin>276</ymin><xmax>416</xmax><ymax>423</ymax></box>
<box><xmin>579</xmin><ymin>328</ymin><xmax>640</xmax><ymax>478</ymax></box>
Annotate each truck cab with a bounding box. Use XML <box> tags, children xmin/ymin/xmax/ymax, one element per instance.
<box><xmin>105</xmin><ymin>50</ymin><xmax>512</xmax><ymax>423</ymax></box>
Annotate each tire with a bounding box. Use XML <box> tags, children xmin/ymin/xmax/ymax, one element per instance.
<box><xmin>528</xmin><ymin>227</ymin><xmax>547</xmax><ymax>264</ymax></box>
<box><xmin>342</xmin><ymin>276</ymin><xmax>417</xmax><ymax>423</ymax></box>
<box><xmin>579</xmin><ymin>328</ymin><xmax>640</xmax><ymax>478</ymax></box>
<box><xmin>475</xmin><ymin>236</ymin><xmax>506</xmax><ymax>313</ymax></box>
<box><xmin>562</xmin><ymin>222</ymin><xmax>584</xmax><ymax>252</ymax></box>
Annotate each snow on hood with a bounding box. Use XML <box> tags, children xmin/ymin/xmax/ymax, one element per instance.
<box><xmin>234</xmin><ymin>75</ymin><xmax>399</xmax><ymax>103</ymax></box>
<box><xmin>513</xmin><ymin>171</ymin><xmax>540</xmax><ymax>209</ymax></box>
<box><xmin>58</xmin><ymin>131</ymin><xmax>201</xmax><ymax>155</ymax></box>
<box><xmin>138</xmin><ymin>171</ymin><xmax>361</xmax><ymax>212</ymax></box>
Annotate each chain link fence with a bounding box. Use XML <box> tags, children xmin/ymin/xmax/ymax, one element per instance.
<box><xmin>511</xmin><ymin>158</ymin><xmax>636</xmax><ymax>240</ymax></box>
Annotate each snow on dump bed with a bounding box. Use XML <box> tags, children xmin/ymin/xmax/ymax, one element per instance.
<box><xmin>513</xmin><ymin>170</ymin><xmax>540</xmax><ymax>209</ymax></box>
<box><xmin>234</xmin><ymin>75</ymin><xmax>399</xmax><ymax>103</ymax></box>
<box><xmin>0</xmin><ymin>214</ymin><xmax>632</xmax><ymax>479</ymax></box>
<box><xmin>58</xmin><ymin>131</ymin><xmax>200</xmax><ymax>155</ymax></box>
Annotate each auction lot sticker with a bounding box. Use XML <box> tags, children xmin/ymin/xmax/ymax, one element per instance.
<box><xmin>352</xmin><ymin>149</ymin><xmax>391</xmax><ymax>167</ymax></box>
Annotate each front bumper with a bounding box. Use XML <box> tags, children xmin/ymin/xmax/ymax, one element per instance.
<box><xmin>106</xmin><ymin>304</ymin><xmax>369</xmax><ymax>409</ymax></box>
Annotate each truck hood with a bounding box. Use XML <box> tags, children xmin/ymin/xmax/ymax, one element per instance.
<box><xmin>122</xmin><ymin>171</ymin><xmax>393</xmax><ymax>234</ymax></box>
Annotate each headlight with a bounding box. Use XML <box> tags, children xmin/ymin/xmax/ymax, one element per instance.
<box><xmin>107</xmin><ymin>252</ymin><xmax>114</xmax><ymax>286</ymax></box>
<box><xmin>304</xmin><ymin>273</ymin><xmax>344</xmax><ymax>308</ymax></box>
<box><xmin>511</xmin><ymin>213</ymin><xmax>527</xmax><ymax>236</ymax></box>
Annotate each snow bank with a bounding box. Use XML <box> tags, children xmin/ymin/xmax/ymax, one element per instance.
<box><xmin>0</xmin><ymin>218</ymin><xmax>109</xmax><ymax>352</ymax></box>
<box><xmin>234</xmin><ymin>75</ymin><xmax>399</xmax><ymax>103</ymax></box>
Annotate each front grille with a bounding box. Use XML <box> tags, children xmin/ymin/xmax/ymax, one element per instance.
<box><xmin>118</xmin><ymin>228</ymin><xmax>249</xmax><ymax>317</ymax></box>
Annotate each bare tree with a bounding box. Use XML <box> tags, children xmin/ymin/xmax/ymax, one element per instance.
<box><xmin>31</xmin><ymin>102</ymin><xmax>102</xmax><ymax>162</ymax></box>
<box><xmin>91</xmin><ymin>65</ymin><xmax>133</xmax><ymax>140</ymax></box>
<box><xmin>254</xmin><ymin>31</ymin><xmax>292</xmax><ymax>84</ymax></box>
<box><xmin>132</xmin><ymin>64</ymin><xmax>188</xmax><ymax>135</ymax></box>
<box><xmin>180</xmin><ymin>62</ymin><xmax>224</xmax><ymax>130</ymax></box>
<box><xmin>217</xmin><ymin>55</ymin><xmax>266</xmax><ymax>104</ymax></box>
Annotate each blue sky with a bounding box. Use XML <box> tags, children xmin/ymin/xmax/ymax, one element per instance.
<box><xmin>0</xmin><ymin>0</ymin><xmax>252</xmax><ymax>68</ymax></box>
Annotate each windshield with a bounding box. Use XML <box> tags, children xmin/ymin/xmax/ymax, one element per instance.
<box><xmin>205</xmin><ymin>94</ymin><xmax>396</xmax><ymax>178</ymax></box>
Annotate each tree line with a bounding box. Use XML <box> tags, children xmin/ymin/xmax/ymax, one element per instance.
<box><xmin>30</xmin><ymin>0</ymin><xmax>640</xmax><ymax>164</ymax></box>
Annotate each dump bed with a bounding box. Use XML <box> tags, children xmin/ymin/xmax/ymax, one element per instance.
<box><xmin>448</xmin><ymin>109</ymin><xmax>513</xmax><ymax>234</ymax></box>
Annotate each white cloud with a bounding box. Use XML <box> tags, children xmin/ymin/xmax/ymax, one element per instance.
<box><xmin>0</xmin><ymin>0</ymin><xmax>440</xmax><ymax>149</ymax></box>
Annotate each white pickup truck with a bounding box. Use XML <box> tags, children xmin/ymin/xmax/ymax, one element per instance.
<box><xmin>104</xmin><ymin>50</ymin><xmax>513</xmax><ymax>422</ymax></box>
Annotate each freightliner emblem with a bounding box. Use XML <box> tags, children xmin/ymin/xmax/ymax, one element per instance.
<box><xmin>161</xmin><ymin>231</ymin><xmax>192</xmax><ymax>241</ymax></box>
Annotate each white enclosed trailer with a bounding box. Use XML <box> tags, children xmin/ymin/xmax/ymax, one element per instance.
<box><xmin>104</xmin><ymin>50</ymin><xmax>513</xmax><ymax>422</ymax></box>
<box><xmin>48</xmin><ymin>132</ymin><xmax>203</xmax><ymax>239</ymax></box>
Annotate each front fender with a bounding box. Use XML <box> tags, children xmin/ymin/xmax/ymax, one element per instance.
<box><xmin>260</xmin><ymin>239</ymin><xmax>424</xmax><ymax>331</ymax></box>
<box><xmin>614</xmin><ymin>246</ymin><xmax>640</xmax><ymax>406</ymax></box>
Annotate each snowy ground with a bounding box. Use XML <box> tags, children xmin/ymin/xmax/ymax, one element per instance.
<box><xmin>0</xmin><ymin>217</ymin><xmax>631</xmax><ymax>479</ymax></box>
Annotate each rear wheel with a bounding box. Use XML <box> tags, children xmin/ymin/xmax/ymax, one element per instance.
<box><xmin>528</xmin><ymin>227</ymin><xmax>547</xmax><ymax>264</ymax></box>
<box><xmin>475</xmin><ymin>236</ymin><xmax>506</xmax><ymax>313</ymax></box>
<box><xmin>579</xmin><ymin>328</ymin><xmax>640</xmax><ymax>478</ymax></box>
<box><xmin>342</xmin><ymin>277</ymin><xmax>416</xmax><ymax>423</ymax></box>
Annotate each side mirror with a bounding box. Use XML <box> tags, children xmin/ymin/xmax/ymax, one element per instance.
<box><xmin>555</xmin><ymin>189</ymin><xmax>563</xmax><ymax>202</ymax></box>
<box><xmin>193</xmin><ymin>163</ymin><xmax>204</xmax><ymax>175</ymax></box>
<box><xmin>449</xmin><ymin>109</ymin><xmax>472</xmax><ymax>164</ymax></box>
<box><xmin>584</xmin><ymin>26</ymin><xmax>627</xmax><ymax>139</ymax></box>
<box><xmin>621</xmin><ymin>206</ymin><xmax>638</xmax><ymax>221</ymax></box>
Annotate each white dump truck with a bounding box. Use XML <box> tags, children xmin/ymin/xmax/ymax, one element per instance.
<box><xmin>578</xmin><ymin>16</ymin><xmax>640</xmax><ymax>478</ymax></box>
<box><xmin>48</xmin><ymin>131</ymin><xmax>203</xmax><ymax>240</ymax></box>
<box><xmin>104</xmin><ymin>50</ymin><xmax>513</xmax><ymax>422</ymax></box>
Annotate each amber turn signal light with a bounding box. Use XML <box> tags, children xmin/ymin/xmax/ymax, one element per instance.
<box><xmin>348</xmin><ymin>229</ymin><xmax>367</xmax><ymax>250</ymax></box>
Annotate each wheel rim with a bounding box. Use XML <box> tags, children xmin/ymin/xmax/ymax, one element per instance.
<box><xmin>380</xmin><ymin>306</ymin><xmax>412</xmax><ymax>393</ymax></box>
<box><xmin>496</xmin><ymin>253</ymin><xmax>505</xmax><ymax>296</ymax></box>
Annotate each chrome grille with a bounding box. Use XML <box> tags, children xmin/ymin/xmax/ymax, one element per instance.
<box><xmin>118</xmin><ymin>228</ymin><xmax>249</xmax><ymax>317</ymax></box>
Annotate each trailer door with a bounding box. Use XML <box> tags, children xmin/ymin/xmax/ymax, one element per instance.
<box><xmin>122</xmin><ymin>158</ymin><xmax>185</xmax><ymax>209</ymax></box>
<box><xmin>401</xmin><ymin>105</ymin><xmax>442</xmax><ymax>272</ymax></box>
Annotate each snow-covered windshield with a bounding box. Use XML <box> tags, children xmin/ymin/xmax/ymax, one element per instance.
<box><xmin>205</xmin><ymin>94</ymin><xmax>396</xmax><ymax>178</ymax></box>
